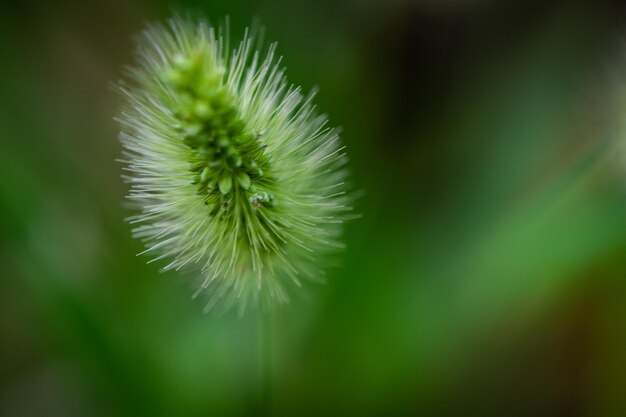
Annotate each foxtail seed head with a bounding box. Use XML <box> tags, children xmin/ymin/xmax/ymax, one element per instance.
<box><xmin>117</xmin><ymin>17</ymin><xmax>352</xmax><ymax>313</ymax></box>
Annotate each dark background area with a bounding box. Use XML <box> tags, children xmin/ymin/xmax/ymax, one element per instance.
<box><xmin>2</xmin><ymin>0</ymin><xmax>626</xmax><ymax>416</ymax></box>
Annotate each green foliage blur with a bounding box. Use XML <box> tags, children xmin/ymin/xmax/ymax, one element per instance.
<box><xmin>1</xmin><ymin>0</ymin><xmax>626</xmax><ymax>416</ymax></box>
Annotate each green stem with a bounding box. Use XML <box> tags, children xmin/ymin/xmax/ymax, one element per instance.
<box><xmin>258</xmin><ymin>310</ymin><xmax>273</xmax><ymax>416</ymax></box>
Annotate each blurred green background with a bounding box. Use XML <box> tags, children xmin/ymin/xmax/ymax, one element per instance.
<box><xmin>2</xmin><ymin>0</ymin><xmax>626</xmax><ymax>416</ymax></box>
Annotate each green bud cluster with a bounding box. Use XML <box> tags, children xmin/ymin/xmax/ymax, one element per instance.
<box><xmin>163</xmin><ymin>51</ymin><xmax>273</xmax><ymax>215</ymax></box>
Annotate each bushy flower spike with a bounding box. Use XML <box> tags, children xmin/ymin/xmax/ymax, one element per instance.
<box><xmin>117</xmin><ymin>17</ymin><xmax>352</xmax><ymax>313</ymax></box>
